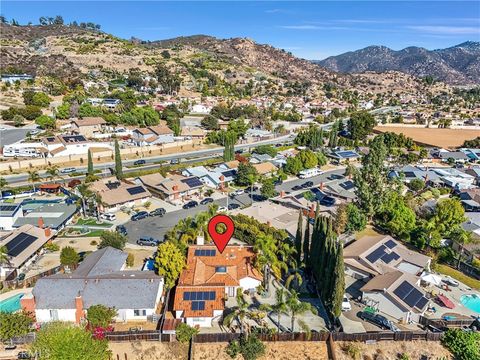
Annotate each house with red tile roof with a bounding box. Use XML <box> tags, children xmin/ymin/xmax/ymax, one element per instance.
<box><xmin>173</xmin><ymin>245</ymin><xmax>262</xmax><ymax>327</ymax></box>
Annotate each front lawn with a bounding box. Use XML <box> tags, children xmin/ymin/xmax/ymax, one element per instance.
<box><xmin>435</xmin><ymin>264</ymin><xmax>480</xmax><ymax>290</ymax></box>
<box><xmin>76</xmin><ymin>218</ymin><xmax>112</xmax><ymax>227</ymax></box>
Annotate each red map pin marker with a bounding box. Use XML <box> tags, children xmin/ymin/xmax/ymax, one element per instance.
<box><xmin>208</xmin><ymin>214</ymin><xmax>235</xmax><ymax>254</ymax></box>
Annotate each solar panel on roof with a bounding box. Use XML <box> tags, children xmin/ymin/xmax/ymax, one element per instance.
<box><xmin>194</xmin><ymin>249</ymin><xmax>216</xmax><ymax>256</ymax></box>
<box><xmin>415</xmin><ymin>296</ymin><xmax>429</xmax><ymax>310</ymax></box>
<box><xmin>222</xmin><ymin>170</ymin><xmax>236</xmax><ymax>178</ymax></box>
<box><xmin>0</xmin><ymin>205</ymin><xmax>18</xmax><ymax>212</ymax></box>
<box><xmin>209</xmin><ymin>291</ymin><xmax>215</xmax><ymax>300</ymax></box>
<box><xmin>191</xmin><ymin>301</ymin><xmax>205</xmax><ymax>311</ymax></box>
<box><xmin>404</xmin><ymin>288</ymin><xmax>423</xmax><ymax>308</ymax></box>
<box><xmin>6</xmin><ymin>233</ymin><xmax>38</xmax><ymax>257</ymax></box>
<box><xmin>337</xmin><ymin>151</ymin><xmax>358</xmax><ymax>158</ymax></box>
<box><xmin>339</xmin><ymin>181</ymin><xmax>355</xmax><ymax>191</ymax></box>
<box><xmin>184</xmin><ymin>292</ymin><xmax>191</xmax><ymax>301</ymax></box>
<box><xmin>127</xmin><ymin>186</ymin><xmax>146</xmax><ymax>195</ymax></box>
<box><xmin>393</xmin><ymin>281</ymin><xmax>414</xmax><ymax>300</ymax></box>
<box><xmin>404</xmin><ymin>171</ymin><xmax>416</xmax><ymax>178</ymax></box>
<box><xmin>384</xmin><ymin>239</ymin><xmax>397</xmax><ymax>249</ymax></box>
<box><xmin>366</xmin><ymin>246</ymin><xmax>386</xmax><ymax>263</ymax></box>
<box><xmin>381</xmin><ymin>252</ymin><xmax>400</xmax><ymax>264</ymax></box>
<box><xmin>182</xmin><ymin>177</ymin><xmax>203</xmax><ymax>188</ymax></box>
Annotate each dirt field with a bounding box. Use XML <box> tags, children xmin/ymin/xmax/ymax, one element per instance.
<box><xmin>374</xmin><ymin>126</ymin><xmax>479</xmax><ymax>148</ymax></box>
<box><xmin>109</xmin><ymin>341</ymin><xmax>189</xmax><ymax>360</ymax></box>
<box><xmin>193</xmin><ymin>341</ymin><xmax>329</xmax><ymax>360</ymax></box>
<box><xmin>334</xmin><ymin>341</ymin><xmax>452</xmax><ymax>360</ymax></box>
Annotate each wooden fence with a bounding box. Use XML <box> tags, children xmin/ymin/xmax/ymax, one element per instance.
<box><xmin>419</xmin><ymin>315</ymin><xmax>475</xmax><ymax>330</ymax></box>
<box><xmin>2</xmin><ymin>265</ymin><xmax>64</xmax><ymax>289</ymax></box>
<box><xmin>105</xmin><ymin>330</ymin><xmax>172</xmax><ymax>342</ymax></box>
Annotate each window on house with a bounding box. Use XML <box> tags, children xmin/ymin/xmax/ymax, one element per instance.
<box><xmin>134</xmin><ymin>309</ymin><xmax>147</xmax><ymax>316</ymax></box>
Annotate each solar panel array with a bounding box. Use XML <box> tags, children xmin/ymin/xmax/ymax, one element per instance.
<box><xmin>393</xmin><ymin>281</ymin><xmax>429</xmax><ymax>310</ymax></box>
<box><xmin>0</xmin><ymin>205</ymin><xmax>19</xmax><ymax>212</ymax></box>
<box><xmin>191</xmin><ymin>301</ymin><xmax>205</xmax><ymax>311</ymax></box>
<box><xmin>222</xmin><ymin>170</ymin><xmax>237</xmax><ymax>178</ymax></box>
<box><xmin>127</xmin><ymin>186</ymin><xmax>146</xmax><ymax>195</ymax></box>
<box><xmin>194</xmin><ymin>249</ymin><xmax>216</xmax><ymax>257</ymax></box>
<box><xmin>105</xmin><ymin>181</ymin><xmax>121</xmax><ymax>190</ymax></box>
<box><xmin>365</xmin><ymin>245</ymin><xmax>400</xmax><ymax>264</ymax></box>
<box><xmin>337</xmin><ymin>150</ymin><xmax>358</xmax><ymax>158</ymax></box>
<box><xmin>183</xmin><ymin>291</ymin><xmax>216</xmax><ymax>301</ymax></box>
<box><xmin>182</xmin><ymin>177</ymin><xmax>203</xmax><ymax>188</ymax></box>
<box><xmin>62</xmin><ymin>135</ymin><xmax>87</xmax><ymax>143</ymax></box>
<box><xmin>339</xmin><ymin>180</ymin><xmax>355</xmax><ymax>191</ymax></box>
<box><xmin>385</xmin><ymin>239</ymin><xmax>397</xmax><ymax>249</ymax></box>
<box><xmin>6</xmin><ymin>233</ymin><xmax>38</xmax><ymax>257</ymax></box>
<box><xmin>403</xmin><ymin>171</ymin><xmax>416</xmax><ymax>178</ymax></box>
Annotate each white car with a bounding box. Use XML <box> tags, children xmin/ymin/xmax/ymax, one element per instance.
<box><xmin>342</xmin><ymin>295</ymin><xmax>352</xmax><ymax>311</ymax></box>
<box><xmin>218</xmin><ymin>206</ymin><xmax>228</xmax><ymax>212</ymax></box>
<box><xmin>230</xmin><ymin>189</ymin><xmax>244</xmax><ymax>197</ymax></box>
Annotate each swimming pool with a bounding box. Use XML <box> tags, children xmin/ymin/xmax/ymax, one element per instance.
<box><xmin>0</xmin><ymin>293</ymin><xmax>23</xmax><ymax>313</ymax></box>
<box><xmin>460</xmin><ymin>294</ymin><xmax>480</xmax><ymax>314</ymax></box>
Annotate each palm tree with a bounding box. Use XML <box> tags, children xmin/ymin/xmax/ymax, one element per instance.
<box><xmin>46</xmin><ymin>165</ymin><xmax>59</xmax><ymax>181</ymax></box>
<box><xmin>246</xmin><ymin>173</ymin><xmax>257</xmax><ymax>205</ymax></box>
<box><xmin>222</xmin><ymin>289</ymin><xmax>252</xmax><ymax>334</ymax></box>
<box><xmin>286</xmin><ymin>290</ymin><xmax>318</xmax><ymax>332</ymax></box>
<box><xmin>27</xmin><ymin>170</ymin><xmax>40</xmax><ymax>192</ymax></box>
<box><xmin>76</xmin><ymin>183</ymin><xmax>93</xmax><ymax>218</ymax></box>
<box><xmin>285</xmin><ymin>266</ymin><xmax>303</xmax><ymax>292</ymax></box>
<box><xmin>0</xmin><ymin>245</ymin><xmax>10</xmax><ymax>267</ymax></box>
<box><xmin>254</xmin><ymin>233</ymin><xmax>288</xmax><ymax>280</ymax></box>
<box><xmin>260</xmin><ymin>288</ymin><xmax>288</xmax><ymax>333</ymax></box>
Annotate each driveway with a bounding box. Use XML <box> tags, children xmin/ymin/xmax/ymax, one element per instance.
<box><xmin>123</xmin><ymin>168</ymin><xmax>346</xmax><ymax>243</ymax></box>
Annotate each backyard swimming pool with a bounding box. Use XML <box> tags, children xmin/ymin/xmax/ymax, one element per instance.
<box><xmin>0</xmin><ymin>293</ymin><xmax>23</xmax><ymax>313</ymax></box>
<box><xmin>461</xmin><ymin>294</ymin><xmax>480</xmax><ymax>314</ymax></box>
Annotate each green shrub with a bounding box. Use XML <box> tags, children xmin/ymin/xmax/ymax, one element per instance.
<box><xmin>442</xmin><ymin>329</ymin><xmax>480</xmax><ymax>360</ymax></box>
<box><xmin>44</xmin><ymin>242</ymin><xmax>60</xmax><ymax>252</ymax></box>
<box><xmin>344</xmin><ymin>343</ymin><xmax>362</xmax><ymax>360</ymax></box>
<box><xmin>126</xmin><ymin>253</ymin><xmax>134</xmax><ymax>267</ymax></box>
<box><xmin>175</xmin><ymin>323</ymin><xmax>198</xmax><ymax>344</ymax></box>
<box><xmin>226</xmin><ymin>334</ymin><xmax>265</xmax><ymax>360</ymax></box>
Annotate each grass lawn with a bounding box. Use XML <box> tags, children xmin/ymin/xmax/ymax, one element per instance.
<box><xmin>84</xmin><ymin>230</ymin><xmax>105</xmax><ymax>237</ymax></box>
<box><xmin>435</xmin><ymin>264</ymin><xmax>480</xmax><ymax>290</ymax></box>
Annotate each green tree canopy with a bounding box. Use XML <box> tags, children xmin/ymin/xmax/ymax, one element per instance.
<box><xmin>60</xmin><ymin>246</ymin><xmax>80</xmax><ymax>267</ymax></box>
<box><xmin>32</xmin><ymin>322</ymin><xmax>111</xmax><ymax>360</ymax></box>
<box><xmin>433</xmin><ymin>198</ymin><xmax>466</xmax><ymax>237</ymax></box>
<box><xmin>98</xmin><ymin>231</ymin><xmax>127</xmax><ymax>250</ymax></box>
<box><xmin>0</xmin><ymin>311</ymin><xmax>33</xmax><ymax>342</ymax></box>
<box><xmin>348</xmin><ymin>111</ymin><xmax>376</xmax><ymax>140</ymax></box>
<box><xmin>86</xmin><ymin>304</ymin><xmax>117</xmax><ymax>328</ymax></box>
<box><xmin>235</xmin><ymin>163</ymin><xmax>259</xmax><ymax>186</ymax></box>
<box><xmin>35</xmin><ymin>115</ymin><xmax>56</xmax><ymax>129</ymax></box>
<box><xmin>155</xmin><ymin>241</ymin><xmax>186</xmax><ymax>289</ymax></box>
<box><xmin>260</xmin><ymin>177</ymin><xmax>276</xmax><ymax>199</ymax></box>
<box><xmin>377</xmin><ymin>191</ymin><xmax>416</xmax><ymax>240</ymax></box>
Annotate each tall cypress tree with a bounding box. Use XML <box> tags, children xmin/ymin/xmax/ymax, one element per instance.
<box><xmin>294</xmin><ymin>210</ymin><xmax>303</xmax><ymax>265</ymax></box>
<box><xmin>87</xmin><ymin>149</ymin><xmax>94</xmax><ymax>175</ymax></box>
<box><xmin>303</xmin><ymin>220</ymin><xmax>310</xmax><ymax>266</ymax></box>
<box><xmin>322</xmin><ymin>230</ymin><xmax>336</xmax><ymax>301</ymax></box>
<box><xmin>308</xmin><ymin>214</ymin><xmax>320</xmax><ymax>272</ymax></box>
<box><xmin>329</xmin><ymin>243</ymin><xmax>345</xmax><ymax>319</ymax></box>
<box><xmin>114</xmin><ymin>139</ymin><xmax>123</xmax><ymax>180</ymax></box>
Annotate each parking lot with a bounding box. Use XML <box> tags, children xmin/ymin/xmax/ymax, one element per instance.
<box><xmin>123</xmin><ymin>168</ymin><xmax>345</xmax><ymax>244</ymax></box>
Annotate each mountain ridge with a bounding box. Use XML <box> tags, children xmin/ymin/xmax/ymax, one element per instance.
<box><xmin>316</xmin><ymin>42</ymin><xmax>480</xmax><ymax>85</ymax></box>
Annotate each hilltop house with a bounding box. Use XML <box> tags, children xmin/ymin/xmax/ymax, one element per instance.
<box><xmin>173</xmin><ymin>244</ymin><xmax>262</xmax><ymax>327</ymax></box>
<box><xmin>22</xmin><ymin>247</ymin><xmax>164</xmax><ymax>323</ymax></box>
<box><xmin>181</xmin><ymin>166</ymin><xmax>236</xmax><ymax>189</ymax></box>
<box><xmin>131</xmin><ymin>125</ymin><xmax>174</xmax><ymax>146</ymax></box>
<box><xmin>137</xmin><ymin>173</ymin><xmax>203</xmax><ymax>202</ymax></box>
<box><xmin>71</xmin><ymin>117</ymin><xmax>107</xmax><ymax>138</ymax></box>
<box><xmin>89</xmin><ymin>178</ymin><xmax>151</xmax><ymax>212</ymax></box>
<box><xmin>41</xmin><ymin>134</ymin><xmax>112</xmax><ymax>157</ymax></box>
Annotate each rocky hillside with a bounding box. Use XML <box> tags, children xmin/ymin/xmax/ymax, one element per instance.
<box><xmin>0</xmin><ymin>23</ymin><xmax>450</xmax><ymax>97</ymax></box>
<box><xmin>316</xmin><ymin>42</ymin><xmax>480</xmax><ymax>85</ymax></box>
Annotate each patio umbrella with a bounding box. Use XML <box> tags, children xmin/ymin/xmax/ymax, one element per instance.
<box><xmin>421</xmin><ymin>272</ymin><xmax>443</xmax><ymax>286</ymax></box>
<box><xmin>437</xmin><ymin>294</ymin><xmax>455</xmax><ymax>309</ymax></box>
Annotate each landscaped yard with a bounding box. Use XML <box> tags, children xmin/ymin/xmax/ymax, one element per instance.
<box><xmin>435</xmin><ymin>264</ymin><xmax>480</xmax><ymax>290</ymax></box>
<box><xmin>75</xmin><ymin>218</ymin><xmax>113</xmax><ymax>227</ymax></box>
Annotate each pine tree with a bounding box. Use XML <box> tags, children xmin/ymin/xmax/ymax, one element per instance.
<box><xmin>295</xmin><ymin>210</ymin><xmax>303</xmax><ymax>265</ymax></box>
<box><xmin>87</xmin><ymin>149</ymin><xmax>94</xmax><ymax>175</ymax></box>
<box><xmin>114</xmin><ymin>139</ymin><xmax>123</xmax><ymax>180</ymax></box>
<box><xmin>328</xmin><ymin>243</ymin><xmax>345</xmax><ymax>319</ymax></box>
<box><xmin>303</xmin><ymin>219</ymin><xmax>310</xmax><ymax>266</ymax></box>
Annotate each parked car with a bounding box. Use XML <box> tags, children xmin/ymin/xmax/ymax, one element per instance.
<box><xmin>301</xmin><ymin>181</ymin><xmax>314</xmax><ymax>188</ymax></box>
<box><xmin>183</xmin><ymin>200</ymin><xmax>199</xmax><ymax>209</ymax></box>
<box><xmin>101</xmin><ymin>213</ymin><xmax>116</xmax><ymax>221</ymax></box>
<box><xmin>319</xmin><ymin>196</ymin><xmax>336</xmax><ymax>206</ymax></box>
<box><xmin>17</xmin><ymin>273</ymin><xmax>25</xmax><ymax>281</ymax></box>
<box><xmin>200</xmin><ymin>198</ymin><xmax>214</xmax><ymax>205</ymax></box>
<box><xmin>4</xmin><ymin>345</ymin><xmax>17</xmax><ymax>351</ymax></box>
<box><xmin>245</xmin><ymin>186</ymin><xmax>259</xmax><ymax>193</ymax></box>
<box><xmin>230</xmin><ymin>189</ymin><xmax>245</xmax><ymax>197</ymax></box>
<box><xmin>17</xmin><ymin>352</ymin><xmax>31</xmax><ymax>359</ymax></box>
<box><xmin>149</xmin><ymin>208</ymin><xmax>166</xmax><ymax>217</ymax></box>
<box><xmin>228</xmin><ymin>203</ymin><xmax>240</xmax><ymax>210</ymax></box>
<box><xmin>116</xmin><ymin>225</ymin><xmax>128</xmax><ymax>235</ymax></box>
<box><xmin>358</xmin><ymin>312</ymin><xmax>400</xmax><ymax>332</ymax></box>
<box><xmin>341</xmin><ymin>295</ymin><xmax>352</xmax><ymax>311</ymax></box>
<box><xmin>218</xmin><ymin>206</ymin><xmax>228</xmax><ymax>212</ymax></box>
<box><xmin>442</xmin><ymin>276</ymin><xmax>459</xmax><ymax>287</ymax></box>
<box><xmin>273</xmin><ymin>178</ymin><xmax>283</xmax><ymax>186</ymax></box>
<box><xmin>292</xmin><ymin>185</ymin><xmax>303</xmax><ymax>191</ymax></box>
<box><xmin>170</xmin><ymin>159</ymin><xmax>179</xmax><ymax>164</ymax></box>
<box><xmin>131</xmin><ymin>211</ymin><xmax>149</xmax><ymax>221</ymax></box>
<box><xmin>60</xmin><ymin>167</ymin><xmax>76</xmax><ymax>174</ymax></box>
<box><xmin>137</xmin><ymin>237</ymin><xmax>160</xmax><ymax>246</ymax></box>
<box><xmin>133</xmin><ymin>159</ymin><xmax>146</xmax><ymax>166</ymax></box>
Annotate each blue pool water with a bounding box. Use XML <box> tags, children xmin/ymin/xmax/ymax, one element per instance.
<box><xmin>461</xmin><ymin>294</ymin><xmax>480</xmax><ymax>314</ymax></box>
<box><xmin>0</xmin><ymin>294</ymin><xmax>23</xmax><ymax>313</ymax></box>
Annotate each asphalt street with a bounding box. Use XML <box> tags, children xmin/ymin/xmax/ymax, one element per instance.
<box><xmin>124</xmin><ymin>168</ymin><xmax>345</xmax><ymax>244</ymax></box>
<box><xmin>3</xmin><ymin>134</ymin><xmax>294</xmax><ymax>186</ymax></box>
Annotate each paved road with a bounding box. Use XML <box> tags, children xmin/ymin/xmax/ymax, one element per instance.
<box><xmin>124</xmin><ymin>168</ymin><xmax>345</xmax><ymax>244</ymax></box>
<box><xmin>3</xmin><ymin>134</ymin><xmax>295</xmax><ymax>186</ymax></box>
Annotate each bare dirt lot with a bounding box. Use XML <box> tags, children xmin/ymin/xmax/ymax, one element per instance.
<box><xmin>194</xmin><ymin>341</ymin><xmax>328</xmax><ymax>360</ymax></box>
<box><xmin>334</xmin><ymin>340</ymin><xmax>452</xmax><ymax>360</ymax></box>
<box><xmin>109</xmin><ymin>341</ymin><xmax>189</xmax><ymax>360</ymax></box>
<box><xmin>374</xmin><ymin>126</ymin><xmax>479</xmax><ymax>148</ymax></box>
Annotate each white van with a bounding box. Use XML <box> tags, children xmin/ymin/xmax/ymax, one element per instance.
<box><xmin>101</xmin><ymin>213</ymin><xmax>117</xmax><ymax>221</ymax></box>
<box><xmin>298</xmin><ymin>168</ymin><xmax>322</xmax><ymax>179</ymax></box>
<box><xmin>60</xmin><ymin>167</ymin><xmax>77</xmax><ymax>174</ymax></box>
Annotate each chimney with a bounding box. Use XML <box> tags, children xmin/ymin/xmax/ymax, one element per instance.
<box><xmin>44</xmin><ymin>227</ymin><xmax>51</xmax><ymax>238</ymax></box>
<box><xmin>309</xmin><ymin>204</ymin><xmax>315</xmax><ymax>218</ymax></box>
<box><xmin>320</xmin><ymin>182</ymin><xmax>324</xmax><ymax>190</ymax></box>
<box><xmin>20</xmin><ymin>294</ymin><xmax>36</xmax><ymax>318</ymax></box>
<box><xmin>196</xmin><ymin>236</ymin><xmax>204</xmax><ymax>246</ymax></box>
<box><xmin>172</xmin><ymin>185</ymin><xmax>178</xmax><ymax>191</ymax></box>
<box><xmin>75</xmin><ymin>295</ymin><xmax>84</xmax><ymax>324</ymax></box>
<box><xmin>38</xmin><ymin>217</ymin><xmax>44</xmax><ymax>229</ymax></box>
<box><xmin>280</xmin><ymin>191</ymin><xmax>285</xmax><ymax>198</ymax></box>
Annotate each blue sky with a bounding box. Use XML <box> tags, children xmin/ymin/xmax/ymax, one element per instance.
<box><xmin>2</xmin><ymin>1</ymin><xmax>479</xmax><ymax>59</ymax></box>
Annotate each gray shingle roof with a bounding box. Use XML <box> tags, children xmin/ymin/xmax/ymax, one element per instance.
<box><xmin>32</xmin><ymin>247</ymin><xmax>163</xmax><ymax>310</ymax></box>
